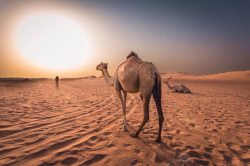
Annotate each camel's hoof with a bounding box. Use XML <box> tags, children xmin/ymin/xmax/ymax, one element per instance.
<box><xmin>155</xmin><ymin>138</ymin><xmax>161</xmax><ymax>143</ymax></box>
<box><xmin>122</xmin><ymin>127</ymin><xmax>128</xmax><ymax>132</ymax></box>
<box><xmin>129</xmin><ymin>132</ymin><xmax>137</xmax><ymax>138</ymax></box>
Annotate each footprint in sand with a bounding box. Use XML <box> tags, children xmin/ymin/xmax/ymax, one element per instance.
<box><xmin>165</xmin><ymin>134</ymin><xmax>173</xmax><ymax>140</ymax></box>
<box><xmin>189</xmin><ymin>123</ymin><xmax>196</xmax><ymax>127</ymax></box>
<box><xmin>175</xmin><ymin>129</ymin><xmax>181</xmax><ymax>134</ymax></box>
<box><xmin>103</xmin><ymin>131</ymin><xmax>112</xmax><ymax>136</ymax></box>
<box><xmin>204</xmin><ymin>146</ymin><xmax>213</xmax><ymax>153</ymax></box>
<box><xmin>203</xmin><ymin>152</ymin><xmax>212</xmax><ymax>159</ymax></box>
<box><xmin>106</xmin><ymin>142</ymin><xmax>114</xmax><ymax>148</ymax></box>
<box><xmin>80</xmin><ymin>154</ymin><xmax>107</xmax><ymax>165</ymax></box>
<box><xmin>61</xmin><ymin>156</ymin><xmax>77</xmax><ymax>165</ymax></box>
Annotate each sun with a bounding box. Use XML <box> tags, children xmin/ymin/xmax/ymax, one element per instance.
<box><xmin>14</xmin><ymin>12</ymin><xmax>87</xmax><ymax>71</ymax></box>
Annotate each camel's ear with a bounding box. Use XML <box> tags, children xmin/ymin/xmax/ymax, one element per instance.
<box><xmin>105</xmin><ymin>63</ymin><xmax>108</xmax><ymax>66</ymax></box>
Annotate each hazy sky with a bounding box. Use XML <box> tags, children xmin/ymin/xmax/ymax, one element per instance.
<box><xmin>0</xmin><ymin>0</ymin><xmax>250</xmax><ymax>77</ymax></box>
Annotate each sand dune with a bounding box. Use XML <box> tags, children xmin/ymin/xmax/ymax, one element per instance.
<box><xmin>162</xmin><ymin>70</ymin><xmax>250</xmax><ymax>81</ymax></box>
<box><xmin>0</xmin><ymin>76</ymin><xmax>249</xmax><ymax>165</ymax></box>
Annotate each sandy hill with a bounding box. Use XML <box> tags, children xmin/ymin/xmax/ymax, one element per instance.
<box><xmin>0</xmin><ymin>78</ymin><xmax>48</xmax><ymax>82</ymax></box>
<box><xmin>161</xmin><ymin>70</ymin><xmax>250</xmax><ymax>81</ymax></box>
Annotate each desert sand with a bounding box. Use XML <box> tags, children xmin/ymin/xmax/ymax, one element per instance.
<box><xmin>0</xmin><ymin>71</ymin><xmax>249</xmax><ymax>166</ymax></box>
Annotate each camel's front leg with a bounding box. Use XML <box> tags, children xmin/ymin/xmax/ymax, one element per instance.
<box><xmin>115</xmin><ymin>89</ymin><xmax>128</xmax><ymax>132</ymax></box>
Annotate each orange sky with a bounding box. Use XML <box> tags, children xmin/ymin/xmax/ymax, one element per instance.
<box><xmin>0</xmin><ymin>1</ymin><xmax>250</xmax><ymax>78</ymax></box>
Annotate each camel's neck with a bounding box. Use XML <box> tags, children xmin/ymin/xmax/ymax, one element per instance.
<box><xmin>101</xmin><ymin>69</ymin><xmax>114</xmax><ymax>86</ymax></box>
<box><xmin>166</xmin><ymin>81</ymin><xmax>174</xmax><ymax>90</ymax></box>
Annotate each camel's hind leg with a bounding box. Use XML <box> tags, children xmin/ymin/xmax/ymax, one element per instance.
<box><xmin>153</xmin><ymin>88</ymin><xmax>164</xmax><ymax>142</ymax></box>
<box><xmin>121</xmin><ymin>90</ymin><xmax>127</xmax><ymax>131</ymax></box>
<box><xmin>132</xmin><ymin>95</ymin><xmax>150</xmax><ymax>138</ymax></box>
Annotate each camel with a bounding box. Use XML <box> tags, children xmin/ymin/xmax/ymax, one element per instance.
<box><xmin>164</xmin><ymin>75</ymin><xmax>191</xmax><ymax>93</ymax></box>
<box><xmin>96</xmin><ymin>51</ymin><xmax>164</xmax><ymax>142</ymax></box>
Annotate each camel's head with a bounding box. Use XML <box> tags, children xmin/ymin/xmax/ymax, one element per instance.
<box><xmin>96</xmin><ymin>62</ymin><xmax>108</xmax><ymax>71</ymax></box>
<box><xmin>166</xmin><ymin>75</ymin><xmax>172</xmax><ymax>82</ymax></box>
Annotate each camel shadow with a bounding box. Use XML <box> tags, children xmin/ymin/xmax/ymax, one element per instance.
<box><xmin>189</xmin><ymin>92</ymin><xmax>206</xmax><ymax>96</ymax></box>
<box><xmin>123</xmin><ymin>123</ymin><xmax>180</xmax><ymax>164</ymax></box>
<box><xmin>169</xmin><ymin>91</ymin><xmax>206</xmax><ymax>96</ymax></box>
<box><xmin>124</xmin><ymin>124</ymin><xmax>211</xmax><ymax>165</ymax></box>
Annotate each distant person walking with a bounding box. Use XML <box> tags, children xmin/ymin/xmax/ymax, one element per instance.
<box><xmin>55</xmin><ymin>76</ymin><xmax>59</xmax><ymax>88</ymax></box>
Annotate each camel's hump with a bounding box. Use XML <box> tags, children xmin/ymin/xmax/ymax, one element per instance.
<box><xmin>127</xmin><ymin>51</ymin><xmax>138</xmax><ymax>59</ymax></box>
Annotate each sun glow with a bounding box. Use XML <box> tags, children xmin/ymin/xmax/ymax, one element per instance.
<box><xmin>14</xmin><ymin>12</ymin><xmax>87</xmax><ymax>71</ymax></box>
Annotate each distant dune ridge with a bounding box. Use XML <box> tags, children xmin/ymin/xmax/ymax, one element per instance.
<box><xmin>61</xmin><ymin>75</ymin><xmax>97</xmax><ymax>80</ymax></box>
<box><xmin>0</xmin><ymin>78</ymin><xmax>48</xmax><ymax>83</ymax></box>
<box><xmin>161</xmin><ymin>70</ymin><xmax>250</xmax><ymax>81</ymax></box>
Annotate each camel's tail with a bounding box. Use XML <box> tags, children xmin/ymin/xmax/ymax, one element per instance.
<box><xmin>152</xmin><ymin>71</ymin><xmax>164</xmax><ymax>142</ymax></box>
<box><xmin>153</xmin><ymin>72</ymin><xmax>162</xmax><ymax>103</ymax></box>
